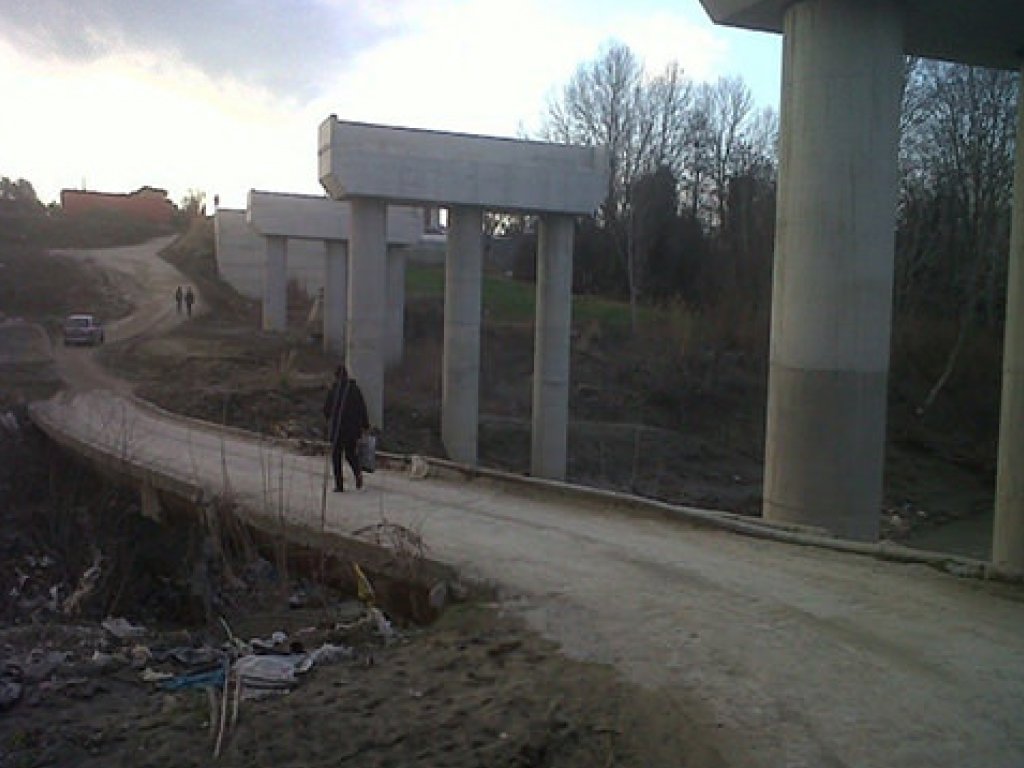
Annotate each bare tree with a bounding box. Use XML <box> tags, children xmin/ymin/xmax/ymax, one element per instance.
<box><xmin>896</xmin><ymin>59</ymin><xmax>1018</xmax><ymax>414</ymax></box>
<box><xmin>540</xmin><ymin>41</ymin><xmax>776</xmax><ymax>333</ymax></box>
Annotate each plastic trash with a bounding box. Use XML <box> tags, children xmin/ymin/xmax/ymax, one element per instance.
<box><xmin>295</xmin><ymin>644</ymin><xmax>353</xmax><ymax>674</ymax></box>
<box><xmin>233</xmin><ymin>655</ymin><xmax>302</xmax><ymax>699</ymax></box>
<box><xmin>168</xmin><ymin>647</ymin><xmax>222</xmax><ymax>667</ymax></box>
<box><xmin>160</xmin><ymin>667</ymin><xmax>227</xmax><ymax>691</ymax></box>
<box><xmin>370</xmin><ymin>607</ymin><xmax>395</xmax><ymax>641</ymax></box>
<box><xmin>409</xmin><ymin>455</ymin><xmax>430</xmax><ymax>479</ymax></box>
<box><xmin>251</xmin><ymin>631</ymin><xmax>288</xmax><ymax>652</ymax></box>
<box><xmin>140</xmin><ymin>668</ymin><xmax>174</xmax><ymax>683</ymax></box>
<box><xmin>102</xmin><ymin>616</ymin><xmax>146</xmax><ymax>640</ymax></box>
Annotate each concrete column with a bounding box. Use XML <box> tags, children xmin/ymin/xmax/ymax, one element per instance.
<box><xmin>347</xmin><ymin>198</ymin><xmax>387</xmax><ymax>427</ymax></box>
<box><xmin>442</xmin><ymin>206</ymin><xmax>484</xmax><ymax>465</ymax></box>
<box><xmin>763</xmin><ymin>0</ymin><xmax>904</xmax><ymax>540</ymax></box>
<box><xmin>386</xmin><ymin>246</ymin><xmax>406</xmax><ymax>368</ymax></box>
<box><xmin>323</xmin><ymin>240</ymin><xmax>347</xmax><ymax>357</ymax></box>
<box><xmin>262</xmin><ymin>235</ymin><xmax>288</xmax><ymax>332</ymax></box>
<box><xmin>531</xmin><ymin>214</ymin><xmax>574</xmax><ymax>480</ymax></box>
<box><xmin>992</xmin><ymin>69</ymin><xmax>1024</xmax><ymax>573</ymax></box>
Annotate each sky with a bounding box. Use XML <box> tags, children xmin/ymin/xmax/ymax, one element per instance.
<box><xmin>0</xmin><ymin>0</ymin><xmax>782</xmax><ymax>210</ymax></box>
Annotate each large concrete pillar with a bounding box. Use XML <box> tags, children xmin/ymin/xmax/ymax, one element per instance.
<box><xmin>442</xmin><ymin>206</ymin><xmax>483</xmax><ymax>465</ymax></box>
<box><xmin>323</xmin><ymin>239</ymin><xmax>347</xmax><ymax>357</ymax></box>
<box><xmin>763</xmin><ymin>0</ymin><xmax>904</xmax><ymax>540</ymax></box>
<box><xmin>347</xmin><ymin>198</ymin><xmax>387</xmax><ymax>427</ymax></box>
<box><xmin>992</xmin><ymin>70</ymin><xmax>1024</xmax><ymax>573</ymax></box>
<box><xmin>262</xmin><ymin>235</ymin><xmax>288</xmax><ymax>332</ymax></box>
<box><xmin>386</xmin><ymin>246</ymin><xmax>406</xmax><ymax>368</ymax></box>
<box><xmin>531</xmin><ymin>214</ymin><xmax>574</xmax><ymax>480</ymax></box>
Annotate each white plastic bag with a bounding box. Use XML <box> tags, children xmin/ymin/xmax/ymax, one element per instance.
<box><xmin>358</xmin><ymin>434</ymin><xmax>376</xmax><ymax>473</ymax></box>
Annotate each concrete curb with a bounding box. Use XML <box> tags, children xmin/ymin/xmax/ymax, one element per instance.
<box><xmin>70</xmin><ymin>393</ymin><xmax>1015</xmax><ymax>584</ymax></box>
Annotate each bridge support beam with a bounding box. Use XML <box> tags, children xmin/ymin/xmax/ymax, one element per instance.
<box><xmin>442</xmin><ymin>206</ymin><xmax>483</xmax><ymax>465</ymax></box>
<box><xmin>323</xmin><ymin>240</ymin><xmax>347</xmax><ymax>357</ymax></box>
<box><xmin>347</xmin><ymin>198</ymin><xmax>387</xmax><ymax>427</ymax></box>
<box><xmin>262</xmin><ymin>235</ymin><xmax>288</xmax><ymax>332</ymax></box>
<box><xmin>992</xmin><ymin>67</ymin><xmax>1024</xmax><ymax>573</ymax></box>
<box><xmin>763</xmin><ymin>0</ymin><xmax>903</xmax><ymax>540</ymax></box>
<box><xmin>386</xmin><ymin>246</ymin><xmax>406</xmax><ymax>369</ymax></box>
<box><xmin>531</xmin><ymin>214</ymin><xmax>574</xmax><ymax>481</ymax></box>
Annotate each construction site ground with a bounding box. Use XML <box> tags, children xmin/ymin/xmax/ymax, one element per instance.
<box><xmin>0</xmin><ymin>226</ymin><xmax>1017</xmax><ymax>767</ymax></box>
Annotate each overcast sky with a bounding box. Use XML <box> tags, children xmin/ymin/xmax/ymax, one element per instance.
<box><xmin>0</xmin><ymin>0</ymin><xmax>781</xmax><ymax>208</ymax></box>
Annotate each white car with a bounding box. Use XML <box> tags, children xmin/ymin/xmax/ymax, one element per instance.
<box><xmin>62</xmin><ymin>314</ymin><xmax>105</xmax><ymax>346</ymax></box>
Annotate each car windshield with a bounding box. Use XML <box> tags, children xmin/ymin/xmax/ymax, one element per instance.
<box><xmin>66</xmin><ymin>317</ymin><xmax>93</xmax><ymax>328</ymax></box>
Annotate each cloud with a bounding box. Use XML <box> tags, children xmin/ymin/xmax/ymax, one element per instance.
<box><xmin>0</xmin><ymin>36</ymin><xmax>323</xmax><ymax>207</ymax></box>
<box><xmin>0</xmin><ymin>0</ymin><xmax>778</xmax><ymax>208</ymax></box>
<box><xmin>310</xmin><ymin>0</ymin><xmax>728</xmax><ymax>138</ymax></box>
<box><xmin>0</xmin><ymin>0</ymin><xmax>404</xmax><ymax>100</ymax></box>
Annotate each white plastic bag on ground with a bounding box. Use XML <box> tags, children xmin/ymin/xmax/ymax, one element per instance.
<box><xmin>358</xmin><ymin>434</ymin><xmax>376</xmax><ymax>473</ymax></box>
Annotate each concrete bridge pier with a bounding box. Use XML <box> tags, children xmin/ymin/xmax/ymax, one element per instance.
<box><xmin>993</xmin><ymin>68</ymin><xmax>1024</xmax><ymax>573</ymax></box>
<box><xmin>763</xmin><ymin>0</ymin><xmax>904</xmax><ymax>540</ymax></box>
<box><xmin>532</xmin><ymin>214</ymin><xmax>575</xmax><ymax>481</ymax></box>
<box><xmin>324</xmin><ymin>240</ymin><xmax>348</xmax><ymax>357</ymax></box>
<box><xmin>442</xmin><ymin>206</ymin><xmax>484</xmax><ymax>465</ymax></box>
<box><xmin>386</xmin><ymin>246</ymin><xmax>406</xmax><ymax>368</ymax></box>
<box><xmin>262</xmin><ymin>235</ymin><xmax>288</xmax><ymax>332</ymax></box>
<box><xmin>347</xmin><ymin>198</ymin><xmax>387</xmax><ymax>427</ymax></box>
<box><xmin>319</xmin><ymin>117</ymin><xmax>606</xmax><ymax>475</ymax></box>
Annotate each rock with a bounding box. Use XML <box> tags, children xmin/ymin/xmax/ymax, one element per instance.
<box><xmin>0</xmin><ymin>680</ymin><xmax>22</xmax><ymax>710</ymax></box>
<box><xmin>21</xmin><ymin>651</ymin><xmax>68</xmax><ymax>682</ymax></box>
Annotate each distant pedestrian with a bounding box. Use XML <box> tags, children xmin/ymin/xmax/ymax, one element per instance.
<box><xmin>184</xmin><ymin>286</ymin><xmax>195</xmax><ymax>317</ymax></box>
<box><xmin>323</xmin><ymin>365</ymin><xmax>370</xmax><ymax>492</ymax></box>
<box><xmin>175</xmin><ymin>286</ymin><xmax>183</xmax><ymax>315</ymax></box>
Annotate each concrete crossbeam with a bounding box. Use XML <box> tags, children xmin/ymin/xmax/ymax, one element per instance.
<box><xmin>247</xmin><ymin>190</ymin><xmax>421</xmax><ymax>244</ymax></box>
<box><xmin>319</xmin><ymin>118</ymin><xmax>608</xmax><ymax>215</ymax></box>
<box><xmin>697</xmin><ymin>0</ymin><xmax>1024</xmax><ymax>72</ymax></box>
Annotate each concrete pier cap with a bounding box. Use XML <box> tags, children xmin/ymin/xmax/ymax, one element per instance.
<box><xmin>246</xmin><ymin>190</ymin><xmax>421</xmax><ymax>244</ymax></box>
<box><xmin>318</xmin><ymin>117</ymin><xmax>608</xmax><ymax>215</ymax></box>
<box><xmin>697</xmin><ymin>0</ymin><xmax>1024</xmax><ymax>71</ymax></box>
<box><xmin>244</xmin><ymin>189</ymin><xmax>422</xmax><ymax>352</ymax></box>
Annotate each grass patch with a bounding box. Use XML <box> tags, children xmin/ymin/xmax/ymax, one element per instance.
<box><xmin>407</xmin><ymin>264</ymin><xmax>645</xmax><ymax>332</ymax></box>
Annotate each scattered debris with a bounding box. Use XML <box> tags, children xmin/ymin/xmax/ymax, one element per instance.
<box><xmin>101</xmin><ymin>616</ymin><xmax>147</xmax><ymax>640</ymax></box>
<box><xmin>409</xmin><ymin>454</ymin><xmax>430</xmax><ymax>478</ymax></box>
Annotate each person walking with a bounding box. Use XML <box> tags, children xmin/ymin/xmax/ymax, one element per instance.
<box><xmin>175</xmin><ymin>286</ymin><xmax>183</xmax><ymax>315</ymax></box>
<box><xmin>184</xmin><ymin>286</ymin><xmax>195</xmax><ymax>317</ymax></box>
<box><xmin>323</xmin><ymin>365</ymin><xmax>370</xmax><ymax>492</ymax></box>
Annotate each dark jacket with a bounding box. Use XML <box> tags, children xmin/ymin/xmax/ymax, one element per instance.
<box><xmin>324</xmin><ymin>378</ymin><xmax>369</xmax><ymax>445</ymax></box>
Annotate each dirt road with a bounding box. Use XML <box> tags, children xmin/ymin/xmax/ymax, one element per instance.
<box><xmin>51</xmin><ymin>236</ymin><xmax>194</xmax><ymax>392</ymax></box>
<box><xmin>24</xmin><ymin>237</ymin><xmax>1024</xmax><ymax>767</ymax></box>
<box><xmin>32</xmin><ymin>385</ymin><xmax>1024</xmax><ymax>768</ymax></box>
